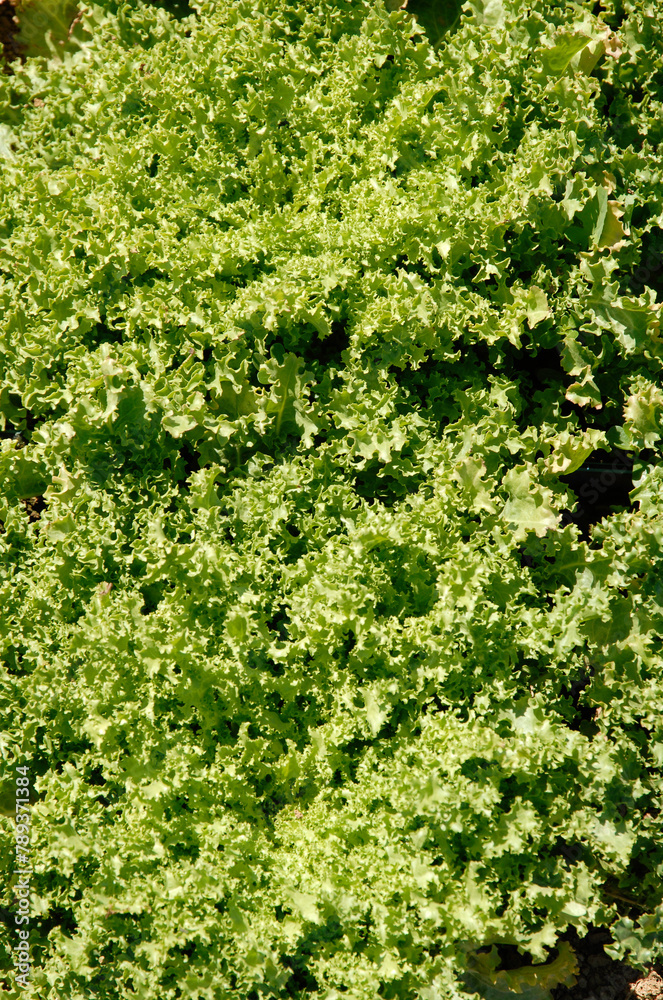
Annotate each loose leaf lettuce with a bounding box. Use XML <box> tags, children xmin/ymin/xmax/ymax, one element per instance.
<box><xmin>1</xmin><ymin>0</ymin><xmax>663</xmax><ymax>997</ymax></box>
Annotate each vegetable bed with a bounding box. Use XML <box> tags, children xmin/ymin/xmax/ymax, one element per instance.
<box><xmin>1</xmin><ymin>0</ymin><xmax>663</xmax><ymax>997</ymax></box>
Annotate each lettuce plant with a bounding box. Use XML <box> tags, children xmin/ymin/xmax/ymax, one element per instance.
<box><xmin>1</xmin><ymin>0</ymin><xmax>663</xmax><ymax>997</ymax></box>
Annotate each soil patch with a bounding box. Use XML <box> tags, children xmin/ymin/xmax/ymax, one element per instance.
<box><xmin>552</xmin><ymin>929</ymin><xmax>663</xmax><ymax>1000</ymax></box>
<box><xmin>0</xmin><ymin>0</ymin><xmax>20</xmax><ymax>68</ymax></box>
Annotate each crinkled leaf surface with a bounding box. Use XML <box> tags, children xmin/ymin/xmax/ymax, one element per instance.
<box><xmin>1</xmin><ymin>0</ymin><xmax>663</xmax><ymax>997</ymax></box>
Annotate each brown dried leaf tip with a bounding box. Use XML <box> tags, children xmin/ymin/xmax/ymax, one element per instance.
<box><xmin>628</xmin><ymin>972</ymin><xmax>663</xmax><ymax>1000</ymax></box>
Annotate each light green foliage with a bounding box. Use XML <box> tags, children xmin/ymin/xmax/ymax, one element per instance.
<box><xmin>1</xmin><ymin>0</ymin><xmax>663</xmax><ymax>996</ymax></box>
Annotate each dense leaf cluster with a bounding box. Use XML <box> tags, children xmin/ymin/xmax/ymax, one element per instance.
<box><xmin>1</xmin><ymin>0</ymin><xmax>663</xmax><ymax>996</ymax></box>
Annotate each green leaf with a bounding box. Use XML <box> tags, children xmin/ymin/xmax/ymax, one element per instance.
<box><xmin>285</xmin><ymin>890</ymin><xmax>321</xmax><ymax>925</ymax></box>
<box><xmin>539</xmin><ymin>32</ymin><xmax>595</xmax><ymax>78</ymax></box>
<box><xmin>162</xmin><ymin>413</ymin><xmax>198</xmax><ymax>438</ymax></box>
<box><xmin>502</xmin><ymin>466</ymin><xmax>560</xmax><ymax>540</ymax></box>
